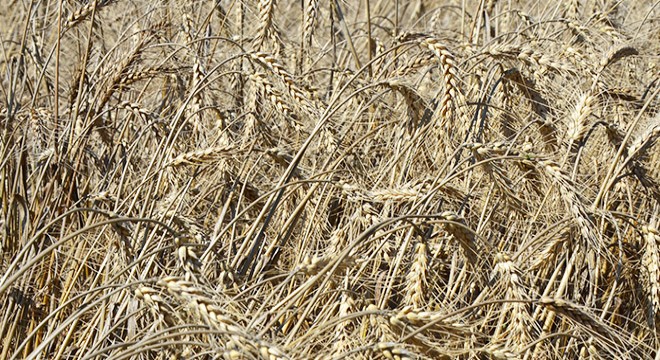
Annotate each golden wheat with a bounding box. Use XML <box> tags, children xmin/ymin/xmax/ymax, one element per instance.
<box><xmin>1</xmin><ymin>1</ymin><xmax>658</xmax><ymax>359</ymax></box>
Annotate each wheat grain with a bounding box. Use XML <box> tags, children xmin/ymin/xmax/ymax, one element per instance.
<box><xmin>404</xmin><ymin>241</ymin><xmax>428</xmax><ymax>309</ymax></box>
<box><xmin>249</xmin><ymin>52</ymin><xmax>316</xmax><ymax>114</ymax></box>
<box><xmin>439</xmin><ymin>211</ymin><xmax>479</xmax><ymax>265</ymax></box>
<box><xmin>303</xmin><ymin>0</ymin><xmax>319</xmax><ymax>47</ymax></box>
<box><xmin>418</xmin><ymin>37</ymin><xmax>464</xmax><ymax>120</ymax></box>
<box><xmin>642</xmin><ymin>224</ymin><xmax>660</xmax><ymax>327</ymax></box>
<box><xmin>565</xmin><ymin>92</ymin><xmax>596</xmax><ymax>151</ymax></box>
<box><xmin>165</xmin><ymin>145</ymin><xmax>234</xmax><ymax>167</ymax></box>
<box><xmin>599</xmin><ymin>45</ymin><xmax>639</xmax><ymax>72</ymax></box>
<box><xmin>64</xmin><ymin>0</ymin><xmax>116</xmax><ymax>29</ymax></box>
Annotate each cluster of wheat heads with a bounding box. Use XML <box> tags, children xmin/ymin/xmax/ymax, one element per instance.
<box><xmin>0</xmin><ymin>0</ymin><xmax>658</xmax><ymax>359</ymax></box>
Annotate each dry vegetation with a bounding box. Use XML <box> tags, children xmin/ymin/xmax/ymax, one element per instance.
<box><xmin>0</xmin><ymin>0</ymin><xmax>659</xmax><ymax>359</ymax></box>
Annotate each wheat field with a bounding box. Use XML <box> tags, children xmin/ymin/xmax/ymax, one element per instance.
<box><xmin>0</xmin><ymin>0</ymin><xmax>658</xmax><ymax>359</ymax></box>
